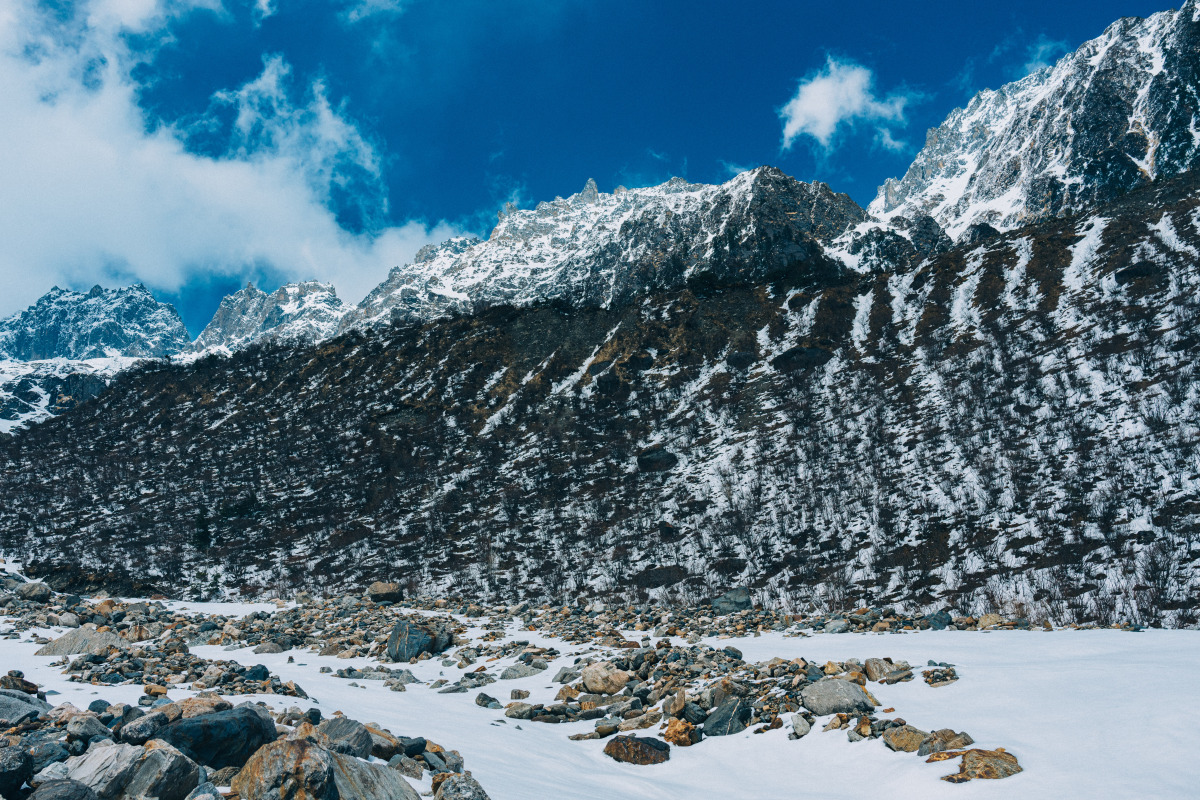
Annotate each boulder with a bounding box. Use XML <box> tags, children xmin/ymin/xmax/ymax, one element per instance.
<box><xmin>882</xmin><ymin>725</ymin><xmax>930</xmax><ymax>753</ymax></box>
<box><xmin>231</xmin><ymin>739</ymin><xmax>337</xmax><ymax>800</ymax></box>
<box><xmin>35</xmin><ymin>626</ymin><xmax>130</xmax><ymax>657</ymax></box>
<box><xmin>937</xmin><ymin>748</ymin><xmax>1023</xmax><ymax>783</ymax></box>
<box><xmin>0</xmin><ymin>692</ymin><xmax>43</xmax><ymax>726</ymax></box>
<box><xmin>434</xmin><ymin>773</ymin><xmax>490</xmax><ymax>800</ymax></box>
<box><xmin>386</xmin><ymin>619</ymin><xmax>451</xmax><ymax>663</ymax></box>
<box><xmin>330</xmin><ymin>751</ymin><xmax>420</xmax><ymax>800</ymax></box>
<box><xmin>121</xmin><ymin>712</ymin><xmax>168</xmax><ymax>745</ymax></box>
<box><xmin>710</xmin><ymin>587</ymin><xmax>752</xmax><ymax>615</ymax></box>
<box><xmin>41</xmin><ymin>742</ymin><xmax>143</xmax><ymax>800</ymax></box>
<box><xmin>790</xmin><ymin>714</ymin><xmax>811</xmax><ymax>738</ymax></box>
<box><xmin>602</xmin><ymin>736</ymin><xmax>669</xmax><ymax>766</ymax></box>
<box><xmin>702</xmin><ymin>697</ymin><xmax>751</xmax><ymax>736</ymax></box>
<box><xmin>17</xmin><ymin>581</ymin><xmax>52</xmax><ymax>602</ymax></box>
<box><xmin>183</xmin><ymin>782</ymin><xmax>221</xmax><ymax>800</ymax></box>
<box><xmin>29</xmin><ymin>741</ymin><xmax>71</xmax><ymax>773</ymax></box>
<box><xmin>662</xmin><ymin>718</ymin><xmax>699</xmax><ymax>746</ymax></box>
<box><xmin>1</xmin><ymin>671</ymin><xmax>39</xmax><ymax>694</ymax></box>
<box><xmin>119</xmin><ymin>740</ymin><xmax>201</xmax><ymax>800</ymax></box>
<box><xmin>366</xmin><ymin>582</ymin><xmax>403</xmax><ymax>603</ymax></box>
<box><xmin>0</xmin><ymin>745</ymin><xmax>34</xmax><ymax>798</ymax></box>
<box><xmin>498</xmin><ymin>662</ymin><xmax>544</xmax><ymax>680</ymax></box>
<box><xmin>156</xmin><ymin>707</ymin><xmax>277</xmax><ymax>769</ymax></box>
<box><xmin>317</xmin><ymin>717</ymin><xmax>373</xmax><ymax>760</ymax></box>
<box><xmin>580</xmin><ymin>662</ymin><xmax>630</xmax><ymax>695</ymax></box>
<box><xmin>364</xmin><ymin>726</ymin><xmax>402</xmax><ymax>761</ymax></box>
<box><xmin>919</xmin><ymin>729</ymin><xmax>975</xmax><ymax>756</ymax></box>
<box><xmin>28</xmin><ymin>781</ymin><xmax>100</xmax><ymax>800</ymax></box>
<box><xmin>800</xmin><ymin>678</ymin><xmax>876</xmax><ymax>716</ymax></box>
<box><xmin>253</xmin><ymin>642</ymin><xmax>284</xmax><ymax>654</ymax></box>
<box><xmin>66</xmin><ymin>714</ymin><xmax>112</xmax><ymax>743</ymax></box>
<box><xmin>177</xmin><ymin>696</ymin><xmax>232</xmax><ymax>719</ymax></box>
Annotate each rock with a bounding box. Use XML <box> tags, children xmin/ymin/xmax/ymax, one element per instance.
<box><xmin>156</xmin><ymin>707</ymin><xmax>277</xmax><ymax>769</ymax></box>
<box><xmin>120</xmin><ymin>740</ymin><xmax>202</xmax><ymax>800</ymax></box>
<box><xmin>28</xmin><ymin>780</ymin><xmax>100</xmax><ymax>800</ymax></box>
<box><xmin>863</xmin><ymin>658</ymin><xmax>909</xmax><ymax>683</ymax></box>
<box><xmin>66</xmin><ymin>714</ymin><xmax>112</xmax><ymax>743</ymax></box>
<box><xmin>177</xmin><ymin>696</ymin><xmax>232</xmax><ymax>719</ymax></box>
<box><xmin>253</xmin><ymin>642</ymin><xmax>284</xmax><ymax>654</ymax></box>
<box><xmin>603</xmin><ymin>735</ymin><xmax>670</xmax><ymax>765</ymax></box>
<box><xmin>317</xmin><ymin>717</ymin><xmax>373</xmax><ymax>760</ymax></box>
<box><xmin>882</xmin><ymin>724</ymin><xmax>930</xmax><ymax>752</ymax></box>
<box><xmin>580</xmin><ymin>662</ymin><xmax>630</xmax><ymax>695</ymax></box>
<box><xmin>504</xmin><ymin>703</ymin><xmax>534</xmax><ymax>720</ymax></box>
<box><xmin>822</xmin><ymin>619</ymin><xmax>850</xmax><ymax>634</ymax></box>
<box><xmin>364</xmin><ymin>726</ymin><xmax>402</xmax><ymax>761</ymax></box>
<box><xmin>434</xmin><ymin>773</ymin><xmax>490</xmax><ymax>800</ymax></box>
<box><xmin>387</xmin><ymin>755</ymin><xmax>422</xmax><ymax>779</ymax></box>
<box><xmin>0</xmin><ymin>745</ymin><xmax>34</xmax><ymax>798</ymax></box>
<box><xmin>936</xmin><ymin>748</ymin><xmax>1023</xmax><ymax>782</ymax></box>
<box><xmin>499</xmin><ymin>662</ymin><xmax>544</xmax><ymax>680</ymax></box>
<box><xmin>330</xmin><ymin>751</ymin><xmax>420</xmax><ymax>800</ymax></box>
<box><xmin>366</xmin><ymin>582</ymin><xmax>403</xmax><ymax>603</ymax></box>
<box><xmin>800</xmin><ymin>678</ymin><xmax>876</xmax><ymax>716</ymax></box>
<box><xmin>44</xmin><ymin>742</ymin><xmax>143</xmax><ymax>800</ymax></box>
<box><xmin>121</xmin><ymin>712</ymin><xmax>168</xmax><ymax>745</ymax></box>
<box><xmin>57</xmin><ymin>612</ymin><xmax>81</xmax><ymax>628</ymax></box>
<box><xmin>919</xmin><ymin>729</ymin><xmax>975</xmax><ymax>756</ymax></box>
<box><xmin>206</xmin><ymin>766</ymin><xmax>240</xmax><ymax>786</ymax></box>
<box><xmin>662</xmin><ymin>718</ymin><xmax>699</xmax><ymax>747</ymax></box>
<box><xmin>0</xmin><ymin>692</ymin><xmax>43</xmax><ymax>726</ymax></box>
<box><xmin>35</xmin><ymin>626</ymin><xmax>130</xmax><ymax>657</ymax></box>
<box><xmin>386</xmin><ymin>619</ymin><xmax>451</xmax><ymax>663</ymax></box>
<box><xmin>924</xmin><ymin>610</ymin><xmax>953</xmax><ymax>630</ymax></box>
<box><xmin>551</xmin><ymin>667</ymin><xmax>580</xmax><ymax>684</ymax></box>
<box><xmin>231</xmin><ymin>739</ymin><xmax>337</xmax><ymax>800</ymax></box>
<box><xmin>1</xmin><ymin>670</ymin><xmax>39</xmax><ymax>694</ymax></box>
<box><xmin>710</xmin><ymin>588</ymin><xmax>751</xmax><ymax>615</ymax></box>
<box><xmin>703</xmin><ymin>697</ymin><xmax>751</xmax><ymax>736</ymax></box>
<box><xmin>17</xmin><ymin>581</ymin><xmax>52</xmax><ymax>602</ymax></box>
<box><xmin>790</xmin><ymin>714</ymin><xmax>811</xmax><ymax>738</ymax></box>
<box><xmin>977</xmin><ymin>613</ymin><xmax>1003</xmax><ymax>629</ymax></box>
<box><xmin>30</xmin><ymin>741</ymin><xmax>71</xmax><ymax>772</ymax></box>
<box><xmin>661</xmin><ymin>690</ymin><xmax>686</xmax><ymax>718</ymax></box>
<box><xmin>183</xmin><ymin>782</ymin><xmax>221</xmax><ymax>800</ymax></box>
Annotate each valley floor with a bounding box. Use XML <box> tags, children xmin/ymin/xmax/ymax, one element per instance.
<box><xmin>4</xmin><ymin>599</ymin><xmax>1196</xmax><ymax>799</ymax></box>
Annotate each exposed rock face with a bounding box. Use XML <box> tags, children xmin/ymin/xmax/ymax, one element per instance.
<box><xmin>341</xmin><ymin>167</ymin><xmax>863</xmax><ymax>331</ymax></box>
<box><xmin>0</xmin><ymin>285</ymin><xmax>189</xmax><ymax>361</ymax></box>
<box><xmin>187</xmin><ymin>282</ymin><xmax>348</xmax><ymax>356</ymax></box>
<box><xmin>871</xmin><ymin>0</ymin><xmax>1200</xmax><ymax>238</ymax></box>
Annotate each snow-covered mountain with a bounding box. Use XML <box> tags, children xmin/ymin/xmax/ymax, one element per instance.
<box><xmin>188</xmin><ymin>281</ymin><xmax>348</xmax><ymax>356</ymax></box>
<box><xmin>871</xmin><ymin>0</ymin><xmax>1200</xmax><ymax>239</ymax></box>
<box><xmin>0</xmin><ymin>285</ymin><xmax>189</xmax><ymax>361</ymax></box>
<box><xmin>341</xmin><ymin>168</ymin><xmax>864</xmax><ymax>331</ymax></box>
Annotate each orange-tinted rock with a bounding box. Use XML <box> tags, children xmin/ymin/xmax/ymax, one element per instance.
<box><xmin>937</xmin><ymin>748</ymin><xmax>1022</xmax><ymax>782</ymax></box>
<box><xmin>662</xmin><ymin>718</ymin><xmax>698</xmax><ymax>747</ymax></box>
<box><xmin>602</xmin><ymin>735</ymin><xmax>670</xmax><ymax>765</ymax></box>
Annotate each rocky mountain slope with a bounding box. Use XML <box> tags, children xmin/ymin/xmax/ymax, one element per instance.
<box><xmin>3</xmin><ymin>171</ymin><xmax>1197</xmax><ymax>626</ymax></box>
<box><xmin>188</xmin><ymin>281</ymin><xmax>348</xmax><ymax>356</ymax></box>
<box><xmin>871</xmin><ymin>0</ymin><xmax>1200</xmax><ymax>239</ymax></box>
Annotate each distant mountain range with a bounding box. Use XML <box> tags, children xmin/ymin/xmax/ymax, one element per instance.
<box><xmin>2</xmin><ymin>2</ymin><xmax>1198</xmax><ymax>624</ymax></box>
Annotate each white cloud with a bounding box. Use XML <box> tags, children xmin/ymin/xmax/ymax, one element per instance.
<box><xmin>339</xmin><ymin>0</ymin><xmax>408</xmax><ymax>25</ymax></box>
<box><xmin>0</xmin><ymin>0</ymin><xmax>456</xmax><ymax>320</ymax></box>
<box><xmin>779</xmin><ymin>57</ymin><xmax>910</xmax><ymax>150</ymax></box>
<box><xmin>1023</xmin><ymin>35</ymin><xmax>1069</xmax><ymax>75</ymax></box>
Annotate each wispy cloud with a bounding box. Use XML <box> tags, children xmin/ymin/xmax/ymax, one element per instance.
<box><xmin>339</xmin><ymin>0</ymin><xmax>409</xmax><ymax>25</ymax></box>
<box><xmin>1022</xmin><ymin>34</ymin><xmax>1070</xmax><ymax>75</ymax></box>
<box><xmin>779</xmin><ymin>57</ymin><xmax>913</xmax><ymax>151</ymax></box>
<box><xmin>0</xmin><ymin>0</ymin><xmax>456</xmax><ymax>318</ymax></box>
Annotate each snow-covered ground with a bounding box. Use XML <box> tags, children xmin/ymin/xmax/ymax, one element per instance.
<box><xmin>4</xmin><ymin>605</ymin><xmax>1196</xmax><ymax>799</ymax></box>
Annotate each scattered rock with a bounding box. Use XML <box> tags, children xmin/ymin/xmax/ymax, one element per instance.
<box><xmin>231</xmin><ymin>739</ymin><xmax>337</xmax><ymax>800</ymax></box>
<box><xmin>662</xmin><ymin>718</ymin><xmax>699</xmax><ymax>746</ymax></box>
<box><xmin>602</xmin><ymin>735</ymin><xmax>670</xmax><ymax>765</ymax></box>
<box><xmin>28</xmin><ymin>780</ymin><xmax>100</xmax><ymax>800</ymax></box>
<box><xmin>386</xmin><ymin>619</ymin><xmax>451</xmax><ymax>663</ymax></box>
<box><xmin>934</xmin><ymin>748</ymin><xmax>1023</xmax><ymax>782</ymax></box>
<box><xmin>156</xmin><ymin>706</ymin><xmax>278</xmax><ymax>769</ymax></box>
<box><xmin>703</xmin><ymin>697</ymin><xmax>751</xmax><ymax>737</ymax></box>
<box><xmin>882</xmin><ymin>724</ymin><xmax>930</xmax><ymax>753</ymax></box>
<box><xmin>710</xmin><ymin>588</ymin><xmax>752</xmax><ymax>615</ymax></box>
<box><xmin>800</xmin><ymin>678</ymin><xmax>876</xmax><ymax>716</ymax></box>
<box><xmin>580</xmin><ymin>662</ymin><xmax>630</xmax><ymax>695</ymax></box>
<box><xmin>367</xmin><ymin>581</ymin><xmax>403</xmax><ymax>603</ymax></box>
<box><xmin>35</xmin><ymin>626</ymin><xmax>130</xmax><ymax>657</ymax></box>
<box><xmin>433</xmin><ymin>773</ymin><xmax>491</xmax><ymax>800</ymax></box>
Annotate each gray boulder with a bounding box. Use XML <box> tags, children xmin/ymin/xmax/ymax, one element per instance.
<box><xmin>120</xmin><ymin>741</ymin><xmax>201</xmax><ymax>800</ymax></box>
<box><xmin>17</xmin><ymin>581</ymin><xmax>52</xmax><ymax>602</ymax></box>
<box><xmin>0</xmin><ymin>692</ymin><xmax>43</xmax><ymax>726</ymax></box>
<box><xmin>231</xmin><ymin>739</ymin><xmax>337</xmax><ymax>800</ymax></box>
<box><xmin>386</xmin><ymin>619</ymin><xmax>451</xmax><ymax>663</ymax></box>
<box><xmin>710</xmin><ymin>588</ymin><xmax>751</xmax><ymax>615</ymax></box>
<box><xmin>183</xmin><ymin>782</ymin><xmax>221</xmax><ymax>800</ymax></box>
<box><xmin>35</xmin><ymin>627</ymin><xmax>130</xmax><ymax>657</ymax></box>
<box><xmin>66</xmin><ymin>714</ymin><xmax>112</xmax><ymax>743</ymax></box>
<box><xmin>366</xmin><ymin>581</ymin><xmax>403</xmax><ymax>603</ymax></box>
<box><xmin>121</xmin><ymin>711</ymin><xmax>168</xmax><ymax>745</ymax></box>
<box><xmin>330</xmin><ymin>752</ymin><xmax>419</xmax><ymax>800</ymax></box>
<box><xmin>702</xmin><ymin>697</ymin><xmax>751</xmax><ymax>736</ymax></box>
<box><xmin>40</xmin><ymin>742</ymin><xmax>143</xmax><ymax>800</ymax></box>
<box><xmin>0</xmin><ymin>745</ymin><xmax>34</xmax><ymax>798</ymax></box>
<box><xmin>800</xmin><ymin>678</ymin><xmax>875</xmax><ymax>716</ymax></box>
<box><xmin>316</xmin><ymin>717</ymin><xmax>373</xmax><ymax>760</ymax></box>
<box><xmin>790</xmin><ymin>714</ymin><xmax>811</xmax><ymax>737</ymax></box>
<box><xmin>156</xmin><ymin>707</ymin><xmax>277</xmax><ymax>769</ymax></box>
<box><xmin>498</xmin><ymin>662</ymin><xmax>545</xmax><ymax>680</ymax></box>
<box><xmin>435</xmin><ymin>773</ymin><xmax>491</xmax><ymax>800</ymax></box>
<box><xmin>29</xmin><ymin>780</ymin><xmax>100</xmax><ymax>800</ymax></box>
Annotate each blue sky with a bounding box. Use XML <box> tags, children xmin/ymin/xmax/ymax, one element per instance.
<box><xmin>0</xmin><ymin>0</ymin><xmax>1173</xmax><ymax>334</ymax></box>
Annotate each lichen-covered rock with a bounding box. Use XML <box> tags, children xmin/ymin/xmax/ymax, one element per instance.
<box><xmin>0</xmin><ymin>744</ymin><xmax>34</xmax><ymax>798</ymax></box>
<box><xmin>882</xmin><ymin>724</ymin><xmax>930</xmax><ymax>753</ymax></box>
<box><xmin>230</xmin><ymin>739</ymin><xmax>337</xmax><ymax>800</ymax></box>
<box><xmin>433</xmin><ymin>773</ymin><xmax>490</xmax><ymax>800</ymax></box>
<box><xmin>935</xmin><ymin>748</ymin><xmax>1023</xmax><ymax>782</ymax></box>
<box><xmin>800</xmin><ymin>678</ymin><xmax>876</xmax><ymax>716</ymax></box>
<box><xmin>28</xmin><ymin>780</ymin><xmax>100</xmax><ymax>800</ymax></box>
<box><xmin>580</xmin><ymin>662</ymin><xmax>630</xmax><ymax>695</ymax></box>
<box><xmin>602</xmin><ymin>735</ymin><xmax>670</xmax><ymax>766</ymax></box>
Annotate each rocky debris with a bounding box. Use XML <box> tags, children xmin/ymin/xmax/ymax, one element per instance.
<box><xmin>387</xmin><ymin>618</ymin><xmax>454</xmax><ymax>663</ymax></box>
<box><xmin>918</xmin><ymin>729</ymin><xmax>975</xmax><ymax>756</ymax></box>
<box><xmin>930</xmin><ymin>748</ymin><xmax>1023</xmax><ymax>783</ymax></box>
<box><xmin>800</xmin><ymin>678</ymin><xmax>876</xmax><ymax>716</ymax></box>
<box><xmin>580</xmin><ymin>662</ymin><xmax>630</xmax><ymax>695</ymax></box>
<box><xmin>156</xmin><ymin>706</ymin><xmax>277</xmax><ymax>769</ymax></box>
<box><xmin>0</xmin><ymin>745</ymin><xmax>35</xmax><ymax>798</ymax></box>
<box><xmin>923</xmin><ymin>666</ymin><xmax>959</xmax><ymax>687</ymax></box>
<box><xmin>602</xmin><ymin>735</ymin><xmax>670</xmax><ymax>765</ymax></box>
<box><xmin>662</xmin><ymin>718</ymin><xmax>700</xmax><ymax>747</ymax></box>
<box><xmin>317</xmin><ymin>717</ymin><xmax>374</xmax><ymax>759</ymax></box>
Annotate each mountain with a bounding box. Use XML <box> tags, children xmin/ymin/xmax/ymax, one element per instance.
<box><xmin>0</xmin><ymin>284</ymin><xmax>189</xmax><ymax>361</ymax></box>
<box><xmin>340</xmin><ymin>168</ymin><xmax>864</xmax><ymax>331</ymax></box>
<box><xmin>188</xmin><ymin>281</ymin><xmax>348</xmax><ymax>356</ymax></box>
<box><xmin>871</xmin><ymin>0</ymin><xmax>1200</xmax><ymax>239</ymax></box>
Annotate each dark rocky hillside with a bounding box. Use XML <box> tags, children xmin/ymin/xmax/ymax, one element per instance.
<box><xmin>3</xmin><ymin>172</ymin><xmax>1198</xmax><ymax>626</ymax></box>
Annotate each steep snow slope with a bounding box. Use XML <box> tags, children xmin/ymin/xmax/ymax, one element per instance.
<box><xmin>0</xmin><ymin>357</ymin><xmax>135</xmax><ymax>434</ymax></box>
<box><xmin>0</xmin><ymin>285</ymin><xmax>189</xmax><ymax>361</ymax></box>
<box><xmin>188</xmin><ymin>281</ymin><xmax>348</xmax><ymax>356</ymax></box>
<box><xmin>871</xmin><ymin>0</ymin><xmax>1200</xmax><ymax>238</ymax></box>
<box><xmin>342</xmin><ymin>168</ymin><xmax>864</xmax><ymax>330</ymax></box>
